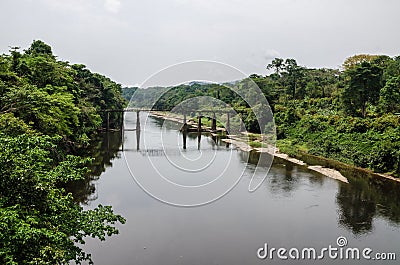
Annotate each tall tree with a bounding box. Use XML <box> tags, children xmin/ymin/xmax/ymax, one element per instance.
<box><xmin>343</xmin><ymin>61</ymin><xmax>383</xmax><ymax>117</ymax></box>
<box><xmin>267</xmin><ymin>58</ymin><xmax>285</xmax><ymax>76</ymax></box>
<box><xmin>24</xmin><ymin>40</ymin><xmax>54</xmax><ymax>58</ymax></box>
<box><xmin>379</xmin><ymin>76</ymin><xmax>400</xmax><ymax>113</ymax></box>
<box><xmin>342</xmin><ymin>54</ymin><xmax>379</xmax><ymax>70</ymax></box>
<box><xmin>283</xmin><ymin>58</ymin><xmax>304</xmax><ymax>99</ymax></box>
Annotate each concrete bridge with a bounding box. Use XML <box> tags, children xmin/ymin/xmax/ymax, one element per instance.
<box><xmin>100</xmin><ymin>107</ymin><xmax>242</xmax><ymax>134</ymax></box>
<box><xmin>101</xmin><ymin>107</ymin><xmax>236</xmax><ymax>151</ymax></box>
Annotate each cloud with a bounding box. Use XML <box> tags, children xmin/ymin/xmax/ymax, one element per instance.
<box><xmin>104</xmin><ymin>0</ymin><xmax>121</xmax><ymax>13</ymax></box>
<box><xmin>263</xmin><ymin>49</ymin><xmax>281</xmax><ymax>61</ymax></box>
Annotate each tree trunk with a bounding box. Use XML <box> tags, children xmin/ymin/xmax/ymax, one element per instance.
<box><xmin>361</xmin><ymin>101</ymin><xmax>367</xmax><ymax>118</ymax></box>
<box><xmin>293</xmin><ymin>80</ymin><xmax>296</xmax><ymax>99</ymax></box>
<box><xmin>362</xmin><ymin>80</ymin><xmax>367</xmax><ymax>118</ymax></box>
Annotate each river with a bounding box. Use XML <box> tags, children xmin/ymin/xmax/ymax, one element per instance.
<box><xmin>74</xmin><ymin>112</ymin><xmax>400</xmax><ymax>265</ymax></box>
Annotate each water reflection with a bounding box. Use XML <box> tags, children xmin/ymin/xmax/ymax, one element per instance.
<box><xmin>240</xmin><ymin>152</ymin><xmax>300</xmax><ymax>196</ymax></box>
<box><xmin>336</xmin><ymin>174</ymin><xmax>400</xmax><ymax>235</ymax></box>
<box><xmin>246</xmin><ymin>150</ymin><xmax>400</xmax><ymax>235</ymax></box>
<box><xmin>67</xmin><ymin>131</ymin><xmax>123</xmax><ymax>204</ymax></box>
<box><xmin>336</xmin><ymin>182</ymin><xmax>376</xmax><ymax>234</ymax></box>
<box><xmin>70</xmin><ymin>115</ymin><xmax>400</xmax><ymax>238</ymax></box>
<box><xmin>269</xmin><ymin>164</ymin><xmax>300</xmax><ymax>195</ymax></box>
<box><xmin>75</xmin><ymin>114</ymin><xmax>400</xmax><ymax>265</ymax></box>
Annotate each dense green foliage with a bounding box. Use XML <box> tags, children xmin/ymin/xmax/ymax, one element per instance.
<box><xmin>0</xmin><ymin>41</ymin><xmax>126</xmax><ymax>264</ymax></box>
<box><xmin>121</xmin><ymin>86</ymin><xmax>137</xmax><ymax>102</ymax></box>
<box><xmin>1</xmin><ymin>40</ymin><xmax>126</xmax><ymax>143</ymax></box>
<box><xmin>272</xmin><ymin>55</ymin><xmax>400</xmax><ymax>176</ymax></box>
<box><xmin>127</xmin><ymin>55</ymin><xmax>400</xmax><ymax>176</ymax></box>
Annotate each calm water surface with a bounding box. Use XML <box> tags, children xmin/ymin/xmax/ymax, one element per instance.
<box><xmin>76</xmin><ymin>112</ymin><xmax>400</xmax><ymax>265</ymax></box>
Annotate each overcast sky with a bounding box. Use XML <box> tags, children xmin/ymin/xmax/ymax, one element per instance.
<box><xmin>1</xmin><ymin>0</ymin><xmax>399</xmax><ymax>86</ymax></box>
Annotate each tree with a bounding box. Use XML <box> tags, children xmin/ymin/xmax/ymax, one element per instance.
<box><xmin>267</xmin><ymin>58</ymin><xmax>285</xmax><ymax>76</ymax></box>
<box><xmin>342</xmin><ymin>54</ymin><xmax>379</xmax><ymax>70</ymax></box>
<box><xmin>0</xmin><ymin>134</ymin><xmax>125</xmax><ymax>264</ymax></box>
<box><xmin>0</xmin><ymin>40</ymin><xmax>130</xmax><ymax>264</ymax></box>
<box><xmin>303</xmin><ymin>68</ymin><xmax>341</xmax><ymax>98</ymax></box>
<box><xmin>383</xmin><ymin>57</ymin><xmax>400</xmax><ymax>82</ymax></box>
<box><xmin>283</xmin><ymin>58</ymin><xmax>305</xmax><ymax>99</ymax></box>
<box><xmin>24</xmin><ymin>40</ymin><xmax>54</xmax><ymax>58</ymax></box>
<box><xmin>379</xmin><ymin>76</ymin><xmax>400</xmax><ymax>113</ymax></box>
<box><xmin>1</xmin><ymin>85</ymin><xmax>81</xmax><ymax>138</ymax></box>
<box><xmin>9</xmin><ymin>47</ymin><xmax>21</xmax><ymax>72</ymax></box>
<box><xmin>343</xmin><ymin>61</ymin><xmax>383</xmax><ymax>117</ymax></box>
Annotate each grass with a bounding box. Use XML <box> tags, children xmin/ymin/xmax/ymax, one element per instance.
<box><xmin>276</xmin><ymin>139</ymin><xmax>309</xmax><ymax>157</ymax></box>
<box><xmin>249</xmin><ymin>140</ymin><xmax>268</xmax><ymax>148</ymax></box>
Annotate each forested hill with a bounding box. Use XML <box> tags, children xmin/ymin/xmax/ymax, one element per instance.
<box><xmin>123</xmin><ymin>55</ymin><xmax>400</xmax><ymax>177</ymax></box>
<box><xmin>0</xmin><ymin>41</ymin><xmax>126</xmax><ymax>264</ymax></box>
<box><xmin>0</xmin><ymin>40</ymin><xmax>126</xmax><ymax>144</ymax></box>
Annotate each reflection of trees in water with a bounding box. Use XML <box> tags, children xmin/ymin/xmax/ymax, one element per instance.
<box><xmin>296</xmin><ymin>152</ymin><xmax>400</xmax><ymax>234</ymax></box>
<box><xmin>66</xmin><ymin>132</ymin><xmax>123</xmax><ymax>204</ymax></box>
<box><xmin>246</xmin><ymin>151</ymin><xmax>273</xmax><ymax>167</ymax></box>
<box><xmin>305</xmin><ymin>171</ymin><xmax>325</xmax><ymax>187</ymax></box>
<box><xmin>243</xmin><ymin>151</ymin><xmax>400</xmax><ymax>235</ymax></box>
<box><xmin>268</xmin><ymin>162</ymin><xmax>300</xmax><ymax>195</ymax></box>
<box><xmin>241</xmin><ymin>152</ymin><xmax>300</xmax><ymax>195</ymax></box>
<box><xmin>67</xmin><ymin>128</ymin><xmax>400</xmax><ymax>235</ymax></box>
<box><xmin>336</xmin><ymin>173</ymin><xmax>400</xmax><ymax>235</ymax></box>
<box><xmin>336</xmin><ymin>183</ymin><xmax>376</xmax><ymax>234</ymax></box>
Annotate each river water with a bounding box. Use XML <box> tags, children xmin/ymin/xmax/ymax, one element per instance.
<box><xmin>76</xmin><ymin>112</ymin><xmax>400</xmax><ymax>265</ymax></box>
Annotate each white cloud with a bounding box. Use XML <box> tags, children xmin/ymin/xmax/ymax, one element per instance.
<box><xmin>104</xmin><ymin>0</ymin><xmax>121</xmax><ymax>14</ymax></box>
<box><xmin>263</xmin><ymin>49</ymin><xmax>281</xmax><ymax>61</ymax></box>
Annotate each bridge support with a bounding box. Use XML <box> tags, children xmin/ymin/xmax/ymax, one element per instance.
<box><xmin>226</xmin><ymin>112</ymin><xmax>230</xmax><ymax>135</ymax></box>
<box><xmin>197</xmin><ymin>114</ymin><xmax>202</xmax><ymax>150</ymax></box>
<box><xmin>182</xmin><ymin>130</ymin><xmax>187</xmax><ymax>150</ymax></box>
<box><xmin>136</xmin><ymin>111</ymin><xmax>140</xmax><ymax>150</ymax></box>
<box><xmin>136</xmin><ymin>110</ymin><xmax>140</xmax><ymax>130</ymax></box>
<box><xmin>197</xmin><ymin>115</ymin><xmax>202</xmax><ymax>133</ymax></box>
<box><xmin>197</xmin><ymin>131</ymin><xmax>201</xmax><ymax>150</ymax></box>
<box><xmin>239</xmin><ymin>113</ymin><xmax>245</xmax><ymax>132</ymax></box>
<box><xmin>120</xmin><ymin>112</ymin><xmax>124</xmax><ymax>131</ymax></box>
<box><xmin>211</xmin><ymin>112</ymin><xmax>217</xmax><ymax>132</ymax></box>
<box><xmin>182</xmin><ymin>112</ymin><xmax>187</xmax><ymax>149</ymax></box>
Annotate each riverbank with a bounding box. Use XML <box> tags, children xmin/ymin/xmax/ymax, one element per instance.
<box><xmin>147</xmin><ymin>111</ymin><xmax>354</xmax><ymax>184</ymax></box>
<box><xmin>147</xmin><ymin>111</ymin><xmax>400</xmax><ymax>184</ymax></box>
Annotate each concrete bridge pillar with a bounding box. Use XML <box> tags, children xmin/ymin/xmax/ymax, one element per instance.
<box><xmin>226</xmin><ymin>112</ymin><xmax>230</xmax><ymax>135</ymax></box>
<box><xmin>197</xmin><ymin>114</ymin><xmax>202</xmax><ymax>133</ymax></box>
<box><xmin>211</xmin><ymin>112</ymin><xmax>217</xmax><ymax>131</ymax></box>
